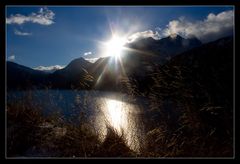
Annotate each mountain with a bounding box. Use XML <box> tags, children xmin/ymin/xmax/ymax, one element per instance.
<box><xmin>125</xmin><ymin>34</ymin><xmax>202</xmax><ymax>64</ymax></box>
<box><xmin>89</xmin><ymin>56</ymin><xmax>124</xmax><ymax>91</ymax></box>
<box><xmin>7</xmin><ymin>57</ymin><xmax>95</xmax><ymax>90</ymax></box>
<box><xmin>110</xmin><ymin>35</ymin><xmax>232</xmax><ymax>96</ymax></box>
<box><xmin>134</xmin><ymin>35</ymin><xmax>233</xmax><ymax>101</ymax></box>
<box><xmin>156</xmin><ymin>35</ymin><xmax>202</xmax><ymax>56</ymax></box>
<box><xmin>7</xmin><ymin>61</ymin><xmax>49</xmax><ymax>90</ymax></box>
<box><xmin>87</xmin><ymin>35</ymin><xmax>202</xmax><ymax>91</ymax></box>
<box><xmin>52</xmin><ymin>57</ymin><xmax>92</xmax><ymax>78</ymax></box>
<box><xmin>48</xmin><ymin>57</ymin><xmax>94</xmax><ymax>89</ymax></box>
<box><xmin>89</xmin><ymin>57</ymin><xmax>110</xmax><ymax>78</ymax></box>
<box><xmin>162</xmin><ymin>36</ymin><xmax>233</xmax><ymax>105</ymax></box>
<box><xmin>63</xmin><ymin>57</ymin><xmax>92</xmax><ymax>70</ymax></box>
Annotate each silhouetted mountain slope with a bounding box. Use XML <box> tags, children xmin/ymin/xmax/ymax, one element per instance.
<box><xmin>124</xmin><ymin>36</ymin><xmax>233</xmax><ymax>98</ymax></box>
<box><xmin>162</xmin><ymin>36</ymin><xmax>233</xmax><ymax>106</ymax></box>
<box><xmin>52</xmin><ymin>57</ymin><xmax>92</xmax><ymax>78</ymax></box>
<box><xmin>49</xmin><ymin>57</ymin><xmax>94</xmax><ymax>89</ymax></box>
<box><xmin>89</xmin><ymin>57</ymin><xmax>111</xmax><ymax>78</ymax></box>
<box><xmin>126</xmin><ymin>34</ymin><xmax>202</xmax><ymax>64</ymax></box>
<box><xmin>64</xmin><ymin>57</ymin><xmax>92</xmax><ymax>71</ymax></box>
<box><xmin>7</xmin><ymin>61</ymin><xmax>49</xmax><ymax>90</ymax></box>
<box><xmin>7</xmin><ymin>58</ymin><xmax>95</xmax><ymax>90</ymax></box>
<box><xmin>91</xmin><ymin>35</ymin><xmax>202</xmax><ymax>91</ymax></box>
<box><xmin>89</xmin><ymin>57</ymin><xmax>125</xmax><ymax>91</ymax></box>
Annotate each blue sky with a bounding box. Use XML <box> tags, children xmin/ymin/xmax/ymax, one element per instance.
<box><xmin>6</xmin><ymin>6</ymin><xmax>234</xmax><ymax>69</ymax></box>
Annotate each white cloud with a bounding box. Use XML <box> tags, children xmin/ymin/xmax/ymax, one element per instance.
<box><xmin>84</xmin><ymin>57</ymin><xmax>99</xmax><ymax>63</ymax></box>
<box><xmin>162</xmin><ymin>10</ymin><xmax>234</xmax><ymax>42</ymax></box>
<box><xmin>82</xmin><ymin>51</ymin><xmax>99</xmax><ymax>63</ymax></box>
<box><xmin>84</xmin><ymin>52</ymin><xmax>92</xmax><ymax>56</ymax></box>
<box><xmin>127</xmin><ymin>10</ymin><xmax>233</xmax><ymax>43</ymax></box>
<box><xmin>127</xmin><ymin>30</ymin><xmax>161</xmax><ymax>42</ymax></box>
<box><xmin>14</xmin><ymin>29</ymin><xmax>32</xmax><ymax>36</ymax></box>
<box><xmin>34</xmin><ymin>65</ymin><xmax>65</xmax><ymax>73</ymax></box>
<box><xmin>8</xmin><ymin>55</ymin><xmax>15</xmax><ymax>61</ymax></box>
<box><xmin>155</xmin><ymin>27</ymin><xmax>162</xmax><ymax>31</ymax></box>
<box><xmin>6</xmin><ymin>7</ymin><xmax>55</xmax><ymax>25</ymax></box>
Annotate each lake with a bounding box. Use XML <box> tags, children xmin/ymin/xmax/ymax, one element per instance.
<box><xmin>7</xmin><ymin>89</ymin><xmax>149</xmax><ymax>152</ymax></box>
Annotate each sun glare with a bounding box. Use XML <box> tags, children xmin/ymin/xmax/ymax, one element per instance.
<box><xmin>105</xmin><ymin>99</ymin><xmax>127</xmax><ymax>131</ymax></box>
<box><xmin>94</xmin><ymin>98</ymin><xmax>142</xmax><ymax>152</ymax></box>
<box><xmin>105</xmin><ymin>35</ymin><xmax>126</xmax><ymax>57</ymax></box>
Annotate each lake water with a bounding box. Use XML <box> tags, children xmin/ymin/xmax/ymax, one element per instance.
<box><xmin>7</xmin><ymin>90</ymin><xmax>149</xmax><ymax>152</ymax></box>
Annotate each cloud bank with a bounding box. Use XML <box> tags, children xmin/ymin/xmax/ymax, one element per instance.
<box><xmin>163</xmin><ymin>10</ymin><xmax>234</xmax><ymax>42</ymax></box>
<box><xmin>34</xmin><ymin>65</ymin><xmax>65</xmax><ymax>73</ymax></box>
<box><xmin>128</xmin><ymin>10</ymin><xmax>234</xmax><ymax>43</ymax></box>
<box><xmin>127</xmin><ymin>30</ymin><xmax>161</xmax><ymax>42</ymax></box>
<box><xmin>6</xmin><ymin>7</ymin><xmax>55</xmax><ymax>25</ymax></box>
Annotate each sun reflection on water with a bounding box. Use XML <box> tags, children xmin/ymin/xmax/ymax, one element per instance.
<box><xmin>95</xmin><ymin>97</ymin><xmax>143</xmax><ymax>152</ymax></box>
<box><xmin>105</xmin><ymin>99</ymin><xmax>127</xmax><ymax>132</ymax></box>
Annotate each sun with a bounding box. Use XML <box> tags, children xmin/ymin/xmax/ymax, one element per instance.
<box><xmin>105</xmin><ymin>35</ymin><xmax>126</xmax><ymax>58</ymax></box>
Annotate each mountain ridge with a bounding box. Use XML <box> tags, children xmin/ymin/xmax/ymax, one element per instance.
<box><xmin>6</xmin><ymin>35</ymin><xmax>232</xmax><ymax>91</ymax></box>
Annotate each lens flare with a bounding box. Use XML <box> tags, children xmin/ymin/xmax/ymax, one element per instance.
<box><xmin>105</xmin><ymin>35</ymin><xmax>126</xmax><ymax>58</ymax></box>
